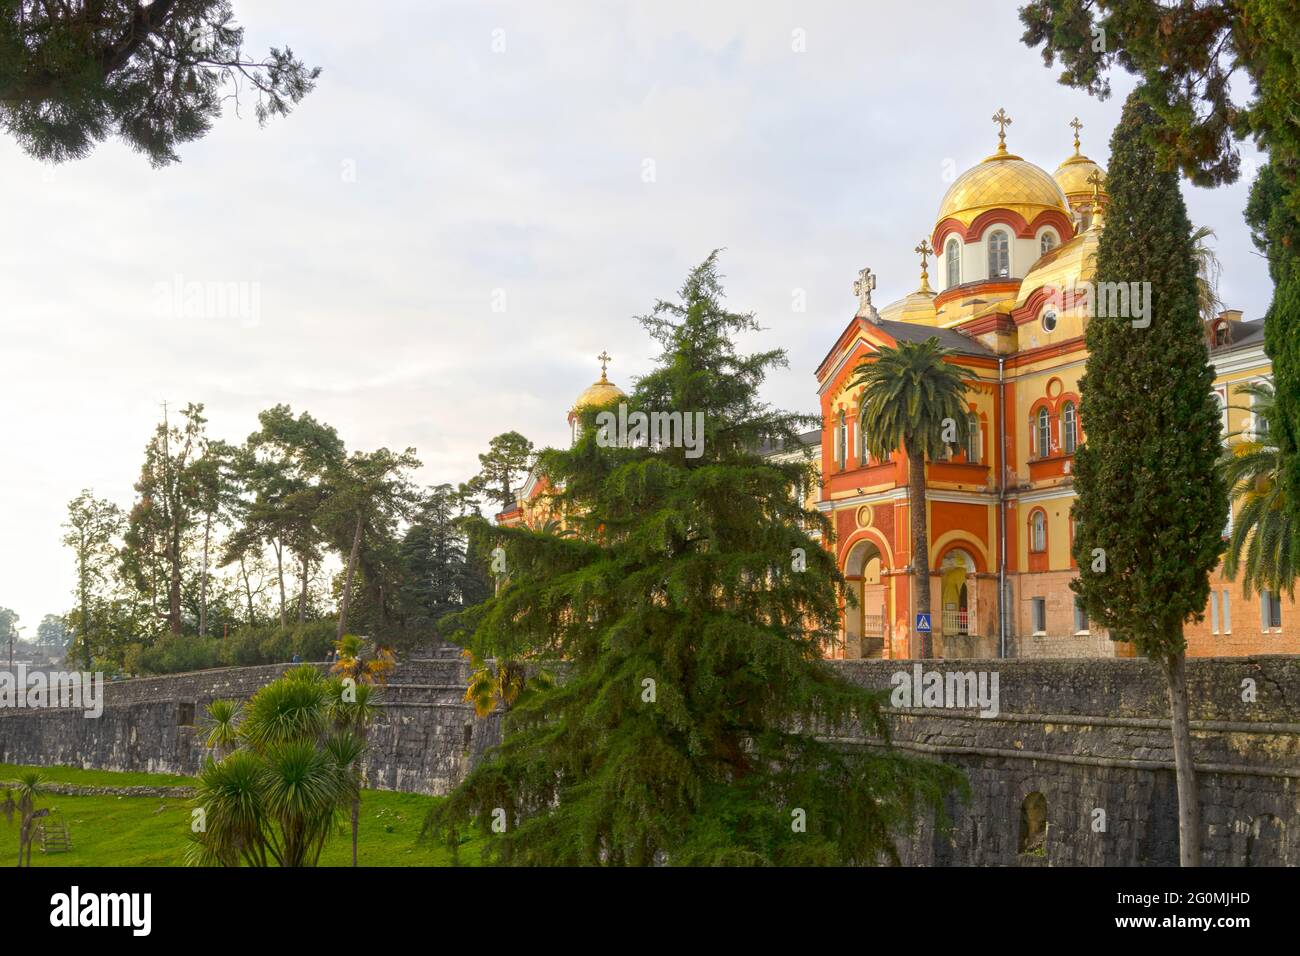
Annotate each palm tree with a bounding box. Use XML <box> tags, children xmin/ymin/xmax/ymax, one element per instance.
<box><xmin>2</xmin><ymin>771</ymin><xmax>46</xmax><ymax>866</ymax></box>
<box><xmin>331</xmin><ymin>633</ymin><xmax>396</xmax><ymax>686</ymax></box>
<box><xmin>463</xmin><ymin>654</ymin><xmax>529</xmax><ymax>717</ymax></box>
<box><xmin>1221</xmin><ymin>380</ymin><xmax>1297</xmax><ymax>597</ymax></box>
<box><xmin>326</xmin><ymin>677</ymin><xmax>381</xmax><ymax>867</ymax></box>
<box><xmin>197</xmin><ymin>699</ymin><xmax>242</xmax><ymax>761</ymax></box>
<box><xmin>187</xmin><ymin>665</ymin><xmax>357</xmax><ymax>867</ymax></box>
<box><xmin>848</xmin><ymin>338</ymin><xmax>972</xmax><ymax>658</ymax></box>
<box><xmin>1192</xmin><ymin>225</ymin><xmax>1224</xmax><ymax>323</ymax></box>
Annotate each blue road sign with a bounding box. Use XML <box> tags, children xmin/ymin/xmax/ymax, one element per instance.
<box><xmin>915</xmin><ymin>613</ymin><xmax>932</xmax><ymax>633</ymax></box>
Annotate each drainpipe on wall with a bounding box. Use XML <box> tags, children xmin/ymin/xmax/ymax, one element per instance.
<box><xmin>998</xmin><ymin>356</ymin><xmax>1008</xmax><ymax>659</ymax></box>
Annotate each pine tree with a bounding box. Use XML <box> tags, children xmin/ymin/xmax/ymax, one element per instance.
<box><xmin>426</xmin><ymin>253</ymin><xmax>962</xmax><ymax>865</ymax></box>
<box><xmin>0</xmin><ymin>1</ymin><xmax>318</xmax><ymax>165</ymax></box>
<box><xmin>1070</xmin><ymin>93</ymin><xmax>1228</xmax><ymax>867</ymax></box>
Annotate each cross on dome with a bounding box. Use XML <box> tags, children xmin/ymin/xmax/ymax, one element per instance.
<box><xmin>992</xmin><ymin>108</ymin><xmax>1013</xmax><ymax>152</ymax></box>
<box><xmin>914</xmin><ymin>239</ymin><xmax>934</xmax><ymax>294</ymax></box>
<box><xmin>596</xmin><ymin>350</ymin><xmax>611</xmax><ymax>382</ymax></box>
<box><xmin>1069</xmin><ymin>116</ymin><xmax>1084</xmax><ymax>156</ymax></box>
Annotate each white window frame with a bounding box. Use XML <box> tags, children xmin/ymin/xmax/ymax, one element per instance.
<box><xmin>836</xmin><ymin>411</ymin><xmax>847</xmax><ymax>468</ymax></box>
<box><xmin>1031</xmin><ymin>511</ymin><xmax>1047</xmax><ymax>553</ymax></box>
<box><xmin>988</xmin><ymin>230</ymin><xmax>1010</xmax><ymax>279</ymax></box>
<box><xmin>1251</xmin><ymin>378</ymin><xmax>1272</xmax><ymax>440</ymax></box>
<box><xmin>946</xmin><ymin>238</ymin><xmax>961</xmax><ymax>289</ymax></box>
<box><xmin>1212</xmin><ymin>388</ymin><xmax>1228</xmax><ymax>445</ymax></box>
<box><xmin>1062</xmin><ymin>401</ymin><xmax>1077</xmax><ymax>455</ymax></box>
<box><xmin>1031</xmin><ymin>597</ymin><xmax>1047</xmax><ymax>635</ymax></box>
<box><xmin>1210</xmin><ymin>591</ymin><xmax>1219</xmax><ymax>634</ymax></box>
<box><xmin>1261</xmin><ymin>590</ymin><xmax>1282</xmax><ymax>630</ymax></box>
<box><xmin>1222</xmin><ymin>590</ymin><xmax>1231</xmax><ymax>633</ymax></box>
<box><xmin>1036</xmin><ymin>407</ymin><xmax>1051</xmax><ymax>459</ymax></box>
<box><xmin>1073</xmin><ymin>597</ymin><xmax>1089</xmax><ymax>634</ymax></box>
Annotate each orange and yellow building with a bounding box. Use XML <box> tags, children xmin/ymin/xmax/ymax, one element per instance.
<box><xmin>501</xmin><ymin>112</ymin><xmax>1293</xmax><ymax>660</ymax></box>
<box><xmin>818</xmin><ymin>113</ymin><xmax>1291</xmax><ymax>660</ymax></box>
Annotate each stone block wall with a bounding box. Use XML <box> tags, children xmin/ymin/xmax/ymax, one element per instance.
<box><xmin>1</xmin><ymin>654</ymin><xmax>1295</xmax><ymax>865</ymax></box>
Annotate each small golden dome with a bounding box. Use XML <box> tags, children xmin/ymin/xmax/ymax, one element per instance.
<box><xmin>572</xmin><ymin>375</ymin><xmax>626</xmax><ymax>412</ymax></box>
<box><xmin>571</xmin><ymin>351</ymin><xmax>626</xmax><ymax>416</ymax></box>
<box><xmin>937</xmin><ymin>150</ymin><xmax>1071</xmax><ymax>228</ymax></box>
<box><xmin>1054</xmin><ymin>154</ymin><xmax>1106</xmax><ymax>200</ymax></box>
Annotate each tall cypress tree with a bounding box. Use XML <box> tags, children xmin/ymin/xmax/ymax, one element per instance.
<box><xmin>427</xmin><ymin>253</ymin><xmax>961</xmax><ymax>865</ymax></box>
<box><xmin>1247</xmin><ymin>161</ymin><xmax>1300</xmax><ymax>566</ymax></box>
<box><xmin>1071</xmin><ymin>93</ymin><xmax>1228</xmax><ymax>867</ymax></box>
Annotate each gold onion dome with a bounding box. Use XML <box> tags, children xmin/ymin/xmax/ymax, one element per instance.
<box><xmin>1054</xmin><ymin>153</ymin><xmax>1105</xmax><ymax>199</ymax></box>
<box><xmin>1054</xmin><ymin>116</ymin><xmax>1106</xmax><ymax>201</ymax></box>
<box><xmin>572</xmin><ymin>375</ymin><xmax>625</xmax><ymax>411</ymax></box>
<box><xmin>570</xmin><ymin>350</ymin><xmax>625</xmax><ymax>415</ymax></box>
<box><xmin>936</xmin><ymin>109</ymin><xmax>1070</xmax><ymax>229</ymax></box>
<box><xmin>936</xmin><ymin>152</ymin><xmax>1071</xmax><ymax>227</ymax></box>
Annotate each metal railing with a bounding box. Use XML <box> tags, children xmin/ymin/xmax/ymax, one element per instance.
<box><xmin>942</xmin><ymin>608</ymin><xmax>970</xmax><ymax>636</ymax></box>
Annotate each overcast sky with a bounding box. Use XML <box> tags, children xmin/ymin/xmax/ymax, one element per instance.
<box><xmin>0</xmin><ymin>0</ymin><xmax>1271</xmax><ymax>633</ymax></box>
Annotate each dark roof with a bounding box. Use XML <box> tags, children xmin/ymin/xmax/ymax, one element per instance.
<box><xmin>876</xmin><ymin>319</ymin><xmax>996</xmax><ymax>357</ymax></box>
<box><xmin>1208</xmin><ymin>318</ymin><xmax>1265</xmax><ymax>354</ymax></box>
<box><xmin>756</xmin><ymin>428</ymin><xmax>821</xmax><ymax>457</ymax></box>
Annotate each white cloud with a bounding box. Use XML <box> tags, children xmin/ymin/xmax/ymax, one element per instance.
<box><xmin>0</xmin><ymin>0</ymin><xmax>1272</xmax><ymax>629</ymax></box>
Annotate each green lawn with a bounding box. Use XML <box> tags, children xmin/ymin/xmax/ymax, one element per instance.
<box><xmin>0</xmin><ymin>763</ymin><xmax>479</xmax><ymax>866</ymax></box>
<box><xmin>0</xmin><ymin>762</ymin><xmax>196</xmax><ymax>788</ymax></box>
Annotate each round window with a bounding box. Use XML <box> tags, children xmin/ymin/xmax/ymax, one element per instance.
<box><xmin>1041</xmin><ymin>309</ymin><xmax>1058</xmax><ymax>333</ymax></box>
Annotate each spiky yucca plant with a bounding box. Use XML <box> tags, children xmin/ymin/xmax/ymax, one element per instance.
<box><xmin>2</xmin><ymin>771</ymin><xmax>47</xmax><ymax>866</ymax></box>
<box><xmin>187</xmin><ymin>666</ymin><xmax>362</xmax><ymax>867</ymax></box>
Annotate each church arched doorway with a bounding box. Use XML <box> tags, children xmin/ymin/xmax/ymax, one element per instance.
<box><xmin>843</xmin><ymin>539</ymin><xmax>888</xmax><ymax>659</ymax></box>
<box><xmin>938</xmin><ymin>548</ymin><xmax>976</xmax><ymax>658</ymax></box>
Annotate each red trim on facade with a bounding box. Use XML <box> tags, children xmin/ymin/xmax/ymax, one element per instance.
<box><xmin>932</xmin><ymin>209</ymin><xmax>1075</xmax><ymax>252</ymax></box>
<box><xmin>933</xmin><ymin>279</ymin><xmax>1022</xmax><ymax>313</ymax></box>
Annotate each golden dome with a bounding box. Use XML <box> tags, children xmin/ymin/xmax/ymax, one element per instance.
<box><xmin>572</xmin><ymin>352</ymin><xmax>626</xmax><ymax>416</ymax></box>
<box><xmin>1012</xmin><ymin>227</ymin><xmax>1102</xmax><ymax>312</ymax></box>
<box><xmin>572</xmin><ymin>374</ymin><xmax>625</xmax><ymax>412</ymax></box>
<box><xmin>1054</xmin><ymin>153</ymin><xmax>1106</xmax><ymax>200</ymax></box>
<box><xmin>937</xmin><ymin>147</ymin><xmax>1070</xmax><ymax>228</ymax></box>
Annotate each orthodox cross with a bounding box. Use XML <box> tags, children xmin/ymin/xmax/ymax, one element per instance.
<box><xmin>853</xmin><ymin>267</ymin><xmax>876</xmax><ymax>313</ymax></box>
<box><xmin>1069</xmin><ymin>116</ymin><xmax>1083</xmax><ymax>156</ymax></box>
<box><xmin>597</xmin><ymin>350</ymin><xmax>611</xmax><ymax>381</ymax></box>
<box><xmin>1086</xmin><ymin>169</ymin><xmax>1104</xmax><ymax>203</ymax></box>
<box><xmin>992</xmin><ymin>108</ymin><xmax>1012</xmax><ymax>149</ymax></box>
<box><xmin>915</xmin><ymin>239</ymin><xmax>934</xmax><ymax>293</ymax></box>
<box><xmin>915</xmin><ymin>239</ymin><xmax>933</xmax><ymax>275</ymax></box>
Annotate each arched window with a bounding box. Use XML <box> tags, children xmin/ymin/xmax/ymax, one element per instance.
<box><xmin>1040</xmin><ymin>231</ymin><xmax>1057</xmax><ymax>255</ymax></box>
<box><xmin>988</xmin><ymin>230</ymin><xmax>1009</xmax><ymax>278</ymax></box>
<box><xmin>858</xmin><ymin>417</ymin><xmax>868</xmax><ymax>466</ymax></box>
<box><xmin>1062</xmin><ymin>401</ymin><xmax>1077</xmax><ymax>454</ymax></box>
<box><xmin>1031</xmin><ymin>510</ymin><xmax>1047</xmax><ymax>552</ymax></box>
<box><xmin>1019</xmin><ymin>792</ymin><xmax>1048</xmax><ymax>856</ymax></box>
<box><xmin>837</xmin><ymin>411</ymin><xmax>847</xmax><ymax>469</ymax></box>
<box><xmin>946</xmin><ymin>238</ymin><xmax>961</xmax><ymax>288</ymax></box>
<box><xmin>1036</xmin><ymin>407</ymin><xmax>1051</xmax><ymax>458</ymax></box>
<box><xmin>966</xmin><ymin>412</ymin><xmax>980</xmax><ymax>463</ymax></box>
